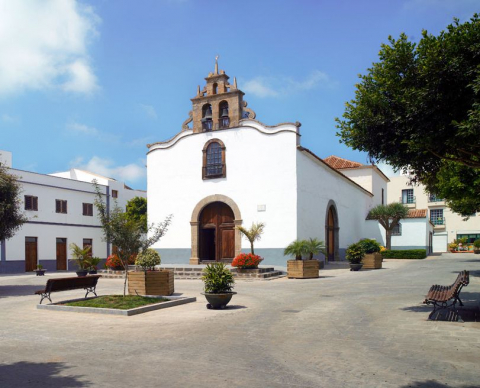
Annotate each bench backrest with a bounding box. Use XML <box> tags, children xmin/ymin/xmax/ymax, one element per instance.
<box><xmin>446</xmin><ymin>271</ymin><xmax>469</xmax><ymax>299</ymax></box>
<box><xmin>45</xmin><ymin>275</ymin><xmax>101</xmax><ymax>293</ymax></box>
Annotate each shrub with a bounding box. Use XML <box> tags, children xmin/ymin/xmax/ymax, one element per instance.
<box><xmin>448</xmin><ymin>242</ymin><xmax>458</xmax><ymax>250</ymax></box>
<box><xmin>135</xmin><ymin>248</ymin><xmax>161</xmax><ymax>271</ymax></box>
<box><xmin>474</xmin><ymin>239</ymin><xmax>480</xmax><ymax>249</ymax></box>
<box><xmin>381</xmin><ymin>249</ymin><xmax>427</xmax><ymax>259</ymax></box>
<box><xmin>358</xmin><ymin>238</ymin><xmax>381</xmax><ymax>254</ymax></box>
<box><xmin>106</xmin><ymin>254</ymin><xmax>124</xmax><ymax>269</ymax></box>
<box><xmin>202</xmin><ymin>263</ymin><xmax>234</xmax><ymax>294</ymax></box>
<box><xmin>231</xmin><ymin>253</ymin><xmax>263</xmax><ymax>269</ymax></box>
<box><xmin>346</xmin><ymin>242</ymin><xmax>366</xmax><ymax>264</ymax></box>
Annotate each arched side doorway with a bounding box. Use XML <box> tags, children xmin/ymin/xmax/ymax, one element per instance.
<box><xmin>325</xmin><ymin>200</ymin><xmax>340</xmax><ymax>262</ymax></box>
<box><xmin>190</xmin><ymin>195</ymin><xmax>242</xmax><ymax>264</ymax></box>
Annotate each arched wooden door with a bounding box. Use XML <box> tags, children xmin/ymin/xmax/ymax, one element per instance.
<box><xmin>199</xmin><ymin>202</ymin><xmax>235</xmax><ymax>262</ymax></box>
<box><xmin>327</xmin><ymin>207</ymin><xmax>336</xmax><ymax>262</ymax></box>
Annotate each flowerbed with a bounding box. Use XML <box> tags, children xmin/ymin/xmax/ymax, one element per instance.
<box><xmin>231</xmin><ymin>253</ymin><xmax>263</xmax><ymax>269</ymax></box>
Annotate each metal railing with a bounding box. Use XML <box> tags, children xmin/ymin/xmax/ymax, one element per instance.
<box><xmin>428</xmin><ymin>195</ymin><xmax>444</xmax><ymax>203</ymax></box>
<box><xmin>399</xmin><ymin>196</ymin><xmax>416</xmax><ymax>204</ymax></box>
<box><xmin>431</xmin><ymin>217</ymin><xmax>445</xmax><ymax>226</ymax></box>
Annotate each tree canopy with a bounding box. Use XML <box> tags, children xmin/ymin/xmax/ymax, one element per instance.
<box><xmin>336</xmin><ymin>15</ymin><xmax>480</xmax><ymax>216</ymax></box>
<box><xmin>0</xmin><ymin>164</ymin><xmax>27</xmax><ymax>241</ymax></box>
<box><xmin>368</xmin><ymin>203</ymin><xmax>409</xmax><ymax>250</ymax></box>
<box><xmin>125</xmin><ymin>196</ymin><xmax>148</xmax><ymax>233</ymax></box>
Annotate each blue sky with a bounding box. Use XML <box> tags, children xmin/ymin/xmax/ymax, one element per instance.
<box><xmin>0</xmin><ymin>0</ymin><xmax>478</xmax><ymax>190</ymax></box>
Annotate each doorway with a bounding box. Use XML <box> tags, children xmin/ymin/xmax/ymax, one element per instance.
<box><xmin>56</xmin><ymin>238</ymin><xmax>67</xmax><ymax>270</ymax></box>
<box><xmin>325</xmin><ymin>202</ymin><xmax>339</xmax><ymax>262</ymax></box>
<box><xmin>199</xmin><ymin>202</ymin><xmax>235</xmax><ymax>261</ymax></box>
<box><xmin>25</xmin><ymin>237</ymin><xmax>37</xmax><ymax>272</ymax></box>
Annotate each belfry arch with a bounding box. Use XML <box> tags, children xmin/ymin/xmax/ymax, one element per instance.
<box><xmin>190</xmin><ymin>194</ymin><xmax>242</xmax><ymax>264</ymax></box>
<box><xmin>325</xmin><ymin>200</ymin><xmax>340</xmax><ymax>262</ymax></box>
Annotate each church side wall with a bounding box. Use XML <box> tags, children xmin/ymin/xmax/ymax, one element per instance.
<box><xmin>147</xmin><ymin>126</ymin><xmax>298</xmax><ymax>265</ymax></box>
<box><xmin>296</xmin><ymin>151</ymin><xmax>373</xmax><ymax>261</ymax></box>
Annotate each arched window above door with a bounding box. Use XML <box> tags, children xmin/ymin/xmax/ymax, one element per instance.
<box><xmin>202</xmin><ymin>139</ymin><xmax>226</xmax><ymax>179</ymax></box>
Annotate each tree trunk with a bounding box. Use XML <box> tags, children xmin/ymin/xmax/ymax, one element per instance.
<box><xmin>250</xmin><ymin>241</ymin><xmax>254</xmax><ymax>255</ymax></box>
<box><xmin>385</xmin><ymin>231</ymin><xmax>392</xmax><ymax>250</ymax></box>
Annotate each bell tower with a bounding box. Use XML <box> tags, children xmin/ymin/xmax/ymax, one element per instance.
<box><xmin>190</xmin><ymin>57</ymin><xmax>251</xmax><ymax>133</ymax></box>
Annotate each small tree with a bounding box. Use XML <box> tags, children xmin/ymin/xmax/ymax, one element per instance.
<box><xmin>125</xmin><ymin>196</ymin><xmax>148</xmax><ymax>233</ymax></box>
<box><xmin>237</xmin><ymin>222</ymin><xmax>265</xmax><ymax>255</ymax></box>
<box><xmin>284</xmin><ymin>240</ymin><xmax>307</xmax><ymax>260</ymax></box>
<box><xmin>304</xmin><ymin>238</ymin><xmax>326</xmax><ymax>260</ymax></box>
<box><xmin>0</xmin><ymin>164</ymin><xmax>27</xmax><ymax>241</ymax></box>
<box><xmin>368</xmin><ymin>203</ymin><xmax>409</xmax><ymax>250</ymax></box>
<box><xmin>93</xmin><ymin>182</ymin><xmax>172</xmax><ymax>296</ymax></box>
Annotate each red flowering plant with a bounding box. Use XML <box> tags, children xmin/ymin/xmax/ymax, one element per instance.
<box><xmin>231</xmin><ymin>253</ymin><xmax>263</xmax><ymax>269</ymax></box>
<box><xmin>106</xmin><ymin>253</ymin><xmax>137</xmax><ymax>270</ymax></box>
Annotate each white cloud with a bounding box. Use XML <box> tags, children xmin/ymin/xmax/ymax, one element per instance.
<box><xmin>242</xmin><ymin>70</ymin><xmax>335</xmax><ymax>98</ymax></box>
<box><xmin>0</xmin><ymin>0</ymin><xmax>100</xmax><ymax>97</ymax></box>
<box><xmin>66</xmin><ymin>121</ymin><xmax>120</xmax><ymax>143</ymax></box>
<box><xmin>139</xmin><ymin>104</ymin><xmax>158</xmax><ymax>120</ymax></box>
<box><xmin>1</xmin><ymin>114</ymin><xmax>18</xmax><ymax>123</ymax></box>
<box><xmin>71</xmin><ymin>156</ymin><xmax>146</xmax><ymax>183</ymax></box>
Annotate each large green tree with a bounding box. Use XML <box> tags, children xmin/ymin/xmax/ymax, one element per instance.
<box><xmin>125</xmin><ymin>196</ymin><xmax>148</xmax><ymax>233</ymax></box>
<box><xmin>0</xmin><ymin>164</ymin><xmax>27</xmax><ymax>241</ymax></box>
<box><xmin>336</xmin><ymin>15</ymin><xmax>480</xmax><ymax>216</ymax></box>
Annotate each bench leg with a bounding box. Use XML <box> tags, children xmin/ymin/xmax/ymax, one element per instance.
<box><xmin>39</xmin><ymin>293</ymin><xmax>52</xmax><ymax>304</ymax></box>
<box><xmin>84</xmin><ymin>286</ymin><xmax>97</xmax><ymax>299</ymax></box>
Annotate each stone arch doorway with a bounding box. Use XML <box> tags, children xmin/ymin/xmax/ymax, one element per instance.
<box><xmin>325</xmin><ymin>200</ymin><xmax>340</xmax><ymax>262</ymax></box>
<box><xmin>190</xmin><ymin>195</ymin><xmax>242</xmax><ymax>264</ymax></box>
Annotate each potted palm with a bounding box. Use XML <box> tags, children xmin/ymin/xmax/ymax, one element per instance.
<box><xmin>473</xmin><ymin>239</ymin><xmax>480</xmax><ymax>254</ymax></box>
<box><xmin>359</xmin><ymin>239</ymin><xmax>382</xmax><ymax>269</ymax></box>
<box><xmin>87</xmin><ymin>257</ymin><xmax>101</xmax><ymax>274</ymax></box>
<box><xmin>346</xmin><ymin>242</ymin><xmax>365</xmax><ymax>271</ymax></box>
<box><xmin>34</xmin><ymin>264</ymin><xmax>46</xmax><ymax>276</ymax></box>
<box><xmin>201</xmin><ymin>263</ymin><xmax>236</xmax><ymax>309</ymax></box>
<box><xmin>284</xmin><ymin>239</ymin><xmax>321</xmax><ymax>279</ymax></box>
<box><xmin>69</xmin><ymin>243</ymin><xmax>91</xmax><ymax>277</ymax></box>
<box><xmin>128</xmin><ymin>249</ymin><xmax>174</xmax><ymax>296</ymax></box>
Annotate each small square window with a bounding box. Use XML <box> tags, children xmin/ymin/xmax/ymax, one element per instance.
<box><xmin>112</xmin><ymin>190</ymin><xmax>118</xmax><ymax>198</ymax></box>
<box><xmin>56</xmin><ymin>200</ymin><xmax>67</xmax><ymax>214</ymax></box>
<box><xmin>83</xmin><ymin>203</ymin><xmax>93</xmax><ymax>216</ymax></box>
<box><xmin>25</xmin><ymin>195</ymin><xmax>38</xmax><ymax>211</ymax></box>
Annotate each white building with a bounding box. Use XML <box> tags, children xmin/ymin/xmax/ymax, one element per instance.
<box><xmin>0</xmin><ymin>150</ymin><xmax>145</xmax><ymax>273</ymax></box>
<box><xmin>147</xmin><ymin>65</ymin><xmax>388</xmax><ymax>267</ymax></box>
<box><xmin>388</xmin><ymin>174</ymin><xmax>480</xmax><ymax>252</ymax></box>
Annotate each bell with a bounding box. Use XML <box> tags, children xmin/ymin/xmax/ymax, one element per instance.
<box><xmin>221</xmin><ymin>107</ymin><xmax>229</xmax><ymax>117</ymax></box>
<box><xmin>202</xmin><ymin>107</ymin><xmax>212</xmax><ymax>121</ymax></box>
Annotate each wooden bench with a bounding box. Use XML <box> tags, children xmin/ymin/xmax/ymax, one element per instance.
<box><xmin>35</xmin><ymin>275</ymin><xmax>101</xmax><ymax>304</ymax></box>
<box><xmin>423</xmin><ymin>270</ymin><xmax>469</xmax><ymax>320</ymax></box>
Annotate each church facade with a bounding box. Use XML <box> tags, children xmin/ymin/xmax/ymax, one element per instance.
<box><xmin>147</xmin><ymin>63</ymin><xmax>389</xmax><ymax>266</ymax></box>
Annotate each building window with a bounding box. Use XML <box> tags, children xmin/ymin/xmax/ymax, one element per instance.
<box><xmin>430</xmin><ymin>209</ymin><xmax>444</xmax><ymax>225</ymax></box>
<box><xmin>25</xmin><ymin>195</ymin><xmax>38</xmax><ymax>211</ymax></box>
<box><xmin>428</xmin><ymin>193</ymin><xmax>443</xmax><ymax>202</ymax></box>
<box><xmin>202</xmin><ymin>139</ymin><xmax>226</xmax><ymax>179</ymax></box>
<box><xmin>391</xmin><ymin>223</ymin><xmax>402</xmax><ymax>236</ymax></box>
<box><xmin>456</xmin><ymin>233</ymin><xmax>480</xmax><ymax>244</ymax></box>
<box><xmin>401</xmin><ymin>189</ymin><xmax>415</xmax><ymax>204</ymax></box>
<box><xmin>381</xmin><ymin>188</ymin><xmax>384</xmax><ymax>205</ymax></box>
<box><xmin>112</xmin><ymin>190</ymin><xmax>118</xmax><ymax>198</ymax></box>
<box><xmin>83</xmin><ymin>203</ymin><xmax>93</xmax><ymax>216</ymax></box>
<box><xmin>56</xmin><ymin>200</ymin><xmax>67</xmax><ymax>214</ymax></box>
<box><xmin>83</xmin><ymin>238</ymin><xmax>93</xmax><ymax>257</ymax></box>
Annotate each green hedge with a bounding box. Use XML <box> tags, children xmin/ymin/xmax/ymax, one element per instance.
<box><xmin>382</xmin><ymin>249</ymin><xmax>427</xmax><ymax>259</ymax></box>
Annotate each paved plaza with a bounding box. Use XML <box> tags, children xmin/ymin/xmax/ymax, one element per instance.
<box><xmin>0</xmin><ymin>253</ymin><xmax>479</xmax><ymax>388</ymax></box>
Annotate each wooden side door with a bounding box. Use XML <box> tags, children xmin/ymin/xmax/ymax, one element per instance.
<box><xmin>327</xmin><ymin>208</ymin><xmax>335</xmax><ymax>261</ymax></box>
<box><xmin>56</xmin><ymin>238</ymin><xmax>67</xmax><ymax>270</ymax></box>
<box><xmin>217</xmin><ymin>203</ymin><xmax>235</xmax><ymax>260</ymax></box>
<box><xmin>25</xmin><ymin>237</ymin><xmax>38</xmax><ymax>272</ymax></box>
<box><xmin>220</xmin><ymin>228</ymin><xmax>235</xmax><ymax>259</ymax></box>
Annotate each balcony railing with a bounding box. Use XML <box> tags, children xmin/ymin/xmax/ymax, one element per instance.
<box><xmin>431</xmin><ymin>217</ymin><xmax>445</xmax><ymax>226</ymax></box>
<box><xmin>399</xmin><ymin>196</ymin><xmax>416</xmax><ymax>204</ymax></box>
<box><xmin>428</xmin><ymin>195</ymin><xmax>444</xmax><ymax>203</ymax></box>
<box><xmin>218</xmin><ymin>116</ymin><xmax>230</xmax><ymax>129</ymax></box>
<box><xmin>202</xmin><ymin>120</ymin><xmax>213</xmax><ymax>132</ymax></box>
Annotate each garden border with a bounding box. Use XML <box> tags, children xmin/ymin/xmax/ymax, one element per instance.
<box><xmin>37</xmin><ymin>295</ymin><xmax>196</xmax><ymax>316</ymax></box>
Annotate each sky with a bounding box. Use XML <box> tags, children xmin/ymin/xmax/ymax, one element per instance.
<box><xmin>0</xmin><ymin>0</ymin><xmax>478</xmax><ymax>190</ymax></box>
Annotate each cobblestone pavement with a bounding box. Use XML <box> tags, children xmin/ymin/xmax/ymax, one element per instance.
<box><xmin>0</xmin><ymin>254</ymin><xmax>479</xmax><ymax>387</ymax></box>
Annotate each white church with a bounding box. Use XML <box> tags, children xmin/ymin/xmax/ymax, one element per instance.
<box><xmin>147</xmin><ymin>62</ymin><xmax>421</xmax><ymax>267</ymax></box>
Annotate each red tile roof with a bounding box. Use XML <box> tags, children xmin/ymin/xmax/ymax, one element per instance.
<box><xmin>323</xmin><ymin>155</ymin><xmax>363</xmax><ymax>169</ymax></box>
<box><xmin>406</xmin><ymin>209</ymin><xmax>427</xmax><ymax>218</ymax></box>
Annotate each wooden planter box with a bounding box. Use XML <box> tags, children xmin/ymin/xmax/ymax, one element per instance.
<box><xmin>361</xmin><ymin>253</ymin><xmax>383</xmax><ymax>269</ymax></box>
<box><xmin>287</xmin><ymin>260</ymin><xmax>319</xmax><ymax>279</ymax></box>
<box><xmin>128</xmin><ymin>270</ymin><xmax>174</xmax><ymax>296</ymax></box>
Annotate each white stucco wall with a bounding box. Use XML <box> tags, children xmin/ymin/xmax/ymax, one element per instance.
<box><xmin>147</xmin><ymin>121</ymin><xmax>299</xmax><ymax>254</ymax></box>
<box><xmin>391</xmin><ymin>218</ymin><xmax>430</xmax><ymax>250</ymax></box>
<box><xmin>296</xmin><ymin>151</ymin><xmax>374</xmax><ymax>258</ymax></box>
<box><xmin>341</xmin><ymin>167</ymin><xmax>388</xmax><ymax>208</ymax></box>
